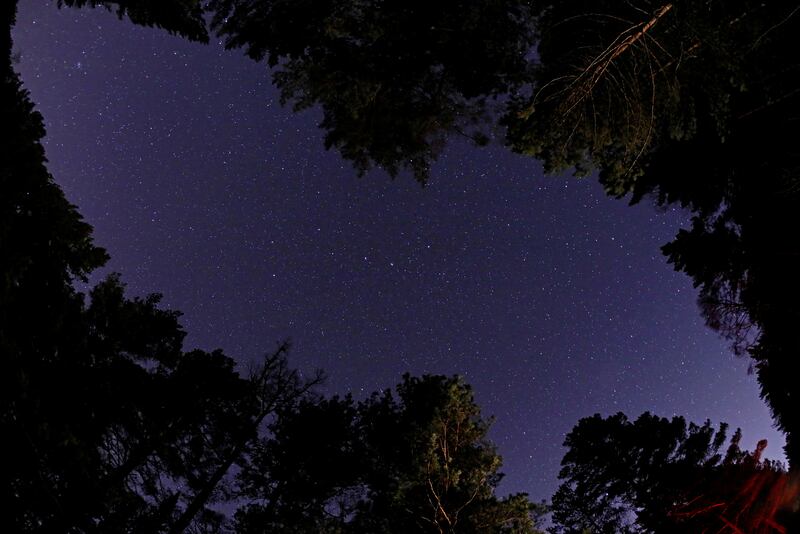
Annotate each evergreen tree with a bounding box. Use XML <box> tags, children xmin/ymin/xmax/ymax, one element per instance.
<box><xmin>201</xmin><ymin>0</ymin><xmax>800</xmax><ymax>466</ymax></box>
<box><xmin>236</xmin><ymin>374</ymin><xmax>546</xmax><ymax>533</ymax></box>
<box><xmin>505</xmin><ymin>0</ymin><xmax>800</xmax><ymax>464</ymax></box>
<box><xmin>551</xmin><ymin>412</ymin><xmax>794</xmax><ymax>533</ymax></box>
<box><xmin>208</xmin><ymin>0</ymin><xmax>537</xmax><ymax>182</ymax></box>
<box><xmin>2</xmin><ymin>4</ymin><xmax>321</xmax><ymax>530</ymax></box>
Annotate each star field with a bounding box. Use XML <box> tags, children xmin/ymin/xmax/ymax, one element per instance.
<box><xmin>12</xmin><ymin>2</ymin><xmax>783</xmax><ymax>502</ymax></box>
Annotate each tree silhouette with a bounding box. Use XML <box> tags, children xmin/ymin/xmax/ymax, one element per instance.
<box><xmin>551</xmin><ymin>412</ymin><xmax>795</xmax><ymax>533</ymax></box>
<box><xmin>2</xmin><ymin>3</ymin><xmax>322</xmax><ymax>530</ymax></box>
<box><xmin>3</xmin><ymin>3</ymin><xmax>108</xmax><ymax>526</ymax></box>
<box><xmin>236</xmin><ymin>374</ymin><xmax>546</xmax><ymax>533</ymax></box>
<box><xmin>505</xmin><ymin>0</ymin><xmax>800</xmax><ymax>465</ymax></box>
<box><xmin>14</xmin><ymin>0</ymin><xmax>800</xmax><ymax>528</ymax></box>
<box><xmin>208</xmin><ymin>0</ymin><xmax>537</xmax><ymax>182</ymax></box>
<box><xmin>58</xmin><ymin>0</ymin><xmax>209</xmax><ymax>41</ymax></box>
<box><xmin>235</xmin><ymin>395</ymin><xmax>365</xmax><ymax>532</ymax></box>
<box><xmin>196</xmin><ymin>0</ymin><xmax>800</xmax><ymax>466</ymax></box>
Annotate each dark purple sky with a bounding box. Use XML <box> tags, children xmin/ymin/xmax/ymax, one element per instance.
<box><xmin>12</xmin><ymin>1</ymin><xmax>783</xmax><ymax>502</ymax></box>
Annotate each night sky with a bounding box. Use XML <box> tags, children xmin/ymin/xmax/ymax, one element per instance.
<box><xmin>12</xmin><ymin>2</ymin><xmax>783</xmax><ymax>504</ymax></box>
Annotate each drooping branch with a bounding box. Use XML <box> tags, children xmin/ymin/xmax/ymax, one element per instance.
<box><xmin>538</xmin><ymin>4</ymin><xmax>674</xmax><ymax>116</ymax></box>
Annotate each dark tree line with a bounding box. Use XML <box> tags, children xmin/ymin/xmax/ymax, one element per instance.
<box><xmin>5</xmin><ymin>0</ymin><xmax>800</xmax><ymax>531</ymax></box>
<box><xmin>2</xmin><ymin>17</ymin><xmax>323</xmax><ymax>524</ymax></box>
<box><xmin>236</xmin><ymin>375</ymin><xmax>546</xmax><ymax>533</ymax></box>
<box><xmin>57</xmin><ymin>0</ymin><xmax>208</xmax><ymax>42</ymax></box>
<box><xmin>200</xmin><ymin>0</ymin><xmax>800</xmax><ymax>467</ymax></box>
<box><xmin>505</xmin><ymin>0</ymin><xmax>800</xmax><ymax>467</ymax></box>
<box><xmin>57</xmin><ymin>0</ymin><xmax>800</xmax><ymax>467</ymax></box>
<box><xmin>60</xmin><ymin>0</ymin><xmax>800</xmax><ymax>469</ymax></box>
<box><xmin>551</xmin><ymin>412</ymin><xmax>796</xmax><ymax>533</ymax></box>
<box><xmin>3</xmin><ymin>5</ymin><xmax>542</xmax><ymax>529</ymax></box>
<box><xmin>207</xmin><ymin>0</ymin><xmax>537</xmax><ymax>181</ymax></box>
<box><xmin>2</xmin><ymin>2</ymin><xmax>315</xmax><ymax>531</ymax></box>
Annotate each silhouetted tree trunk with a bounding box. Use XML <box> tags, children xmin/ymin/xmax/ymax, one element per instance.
<box><xmin>169</xmin><ymin>344</ymin><xmax>323</xmax><ymax>533</ymax></box>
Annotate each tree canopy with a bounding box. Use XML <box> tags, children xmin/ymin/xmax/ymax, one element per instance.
<box><xmin>4</xmin><ymin>15</ymin><xmax>537</xmax><ymax>529</ymax></box>
<box><xmin>236</xmin><ymin>374</ymin><xmax>546</xmax><ymax>533</ymax></box>
<box><xmin>198</xmin><ymin>0</ymin><xmax>800</xmax><ymax>465</ymax></box>
<box><xmin>551</xmin><ymin>412</ymin><xmax>795</xmax><ymax>533</ymax></box>
<box><xmin>3</xmin><ymin>4</ymin><xmax>321</xmax><ymax>530</ymax></box>
<box><xmin>208</xmin><ymin>0</ymin><xmax>537</xmax><ymax>182</ymax></box>
<box><xmin>507</xmin><ymin>0</ymin><xmax>800</xmax><ymax>464</ymax></box>
<box><xmin>8</xmin><ymin>0</ymin><xmax>800</xmax><ymax>530</ymax></box>
<box><xmin>58</xmin><ymin>0</ymin><xmax>209</xmax><ymax>41</ymax></box>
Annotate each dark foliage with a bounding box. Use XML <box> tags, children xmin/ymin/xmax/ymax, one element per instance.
<box><xmin>505</xmin><ymin>0</ymin><xmax>800</xmax><ymax>464</ymax></box>
<box><xmin>56</xmin><ymin>0</ymin><xmax>800</xmax><ymax>469</ymax></box>
<box><xmin>11</xmin><ymin>0</ymin><xmax>800</xmax><ymax>530</ymax></box>
<box><xmin>2</xmin><ymin>4</ymin><xmax>320</xmax><ymax>530</ymax></box>
<box><xmin>235</xmin><ymin>374</ymin><xmax>546</xmax><ymax>533</ymax></box>
<box><xmin>6</xmin><ymin>4</ymin><xmax>535</xmax><ymax>531</ymax></box>
<box><xmin>551</xmin><ymin>412</ymin><xmax>794</xmax><ymax>533</ymax></box>
<box><xmin>195</xmin><ymin>0</ymin><xmax>800</xmax><ymax>467</ymax></box>
<box><xmin>58</xmin><ymin>0</ymin><xmax>209</xmax><ymax>42</ymax></box>
<box><xmin>209</xmin><ymin>0</ymin><xmax>537</xmax><ymax>182</ymax></box>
